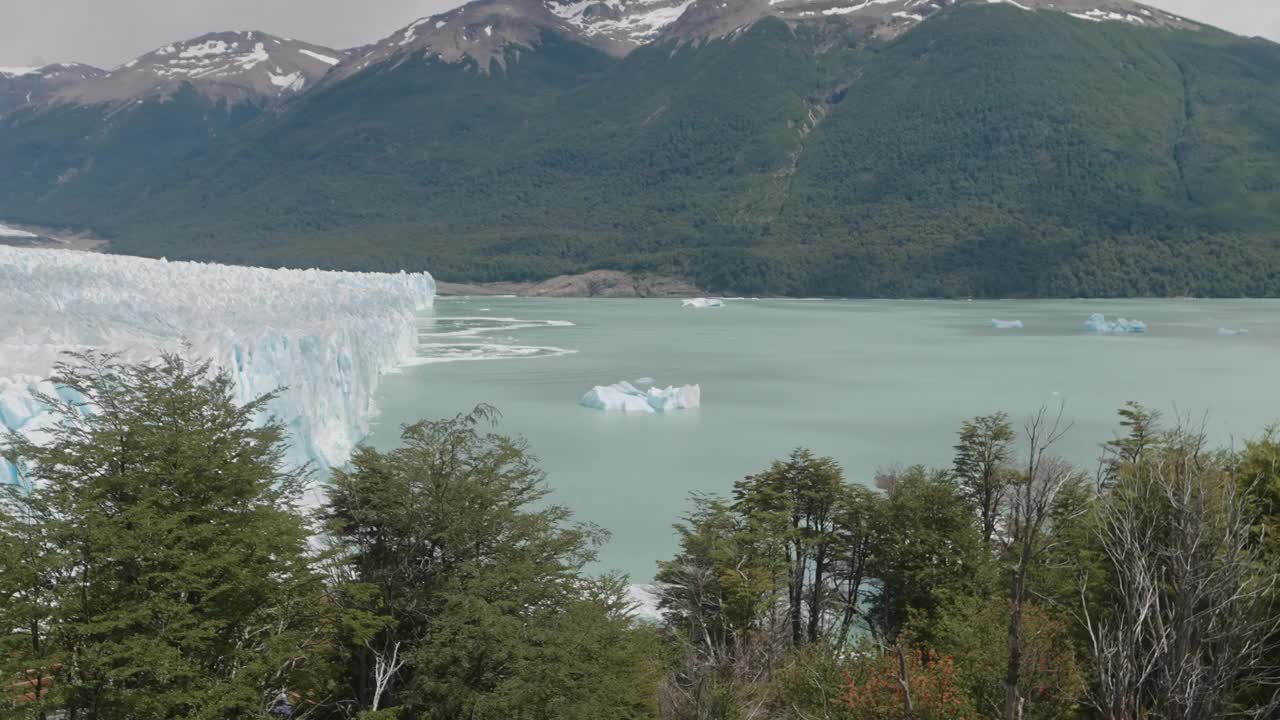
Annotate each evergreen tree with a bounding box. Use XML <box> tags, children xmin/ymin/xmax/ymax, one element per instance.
<box><xmin>0</xmin><ymin>352</ymin><xmax>332</xmax><ymax>720</ymax></box>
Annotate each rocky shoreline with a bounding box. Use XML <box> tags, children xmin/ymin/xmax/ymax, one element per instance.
<box><xmin>435</xmin><ymin>270</ymin><xmax>704</xmax><ymax>298</ymax></box>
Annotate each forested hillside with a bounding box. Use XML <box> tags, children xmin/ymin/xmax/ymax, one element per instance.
<box><xmin>2</xmin><ymin>4</ymin><xmax>1279</xmax><ymax>296</ymax></box>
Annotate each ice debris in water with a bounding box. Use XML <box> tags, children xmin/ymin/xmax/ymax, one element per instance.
<box><xmin>682</xmin><ymin>298</ymin><xmax>724</xmax><ymax>309</ymax></box>
<box><xmin>580</xmin><ymin>381</ymin><xmax>700</xmax><ymax>413</ymax></box>
<box><xmin>0</xmin><ymin>246</ymin><xmax>435</xmax><ymax>480</ymax></box>
<box><xmin>991</xmin><ymin>319</ymin><xmax>1024</xmax><ymax>329</ymax></box>
<box><xmin>1085</xmin><ymin>313</ymin><xmax>1146</xmax><ymax>334</ymax></box>
<box><xmin>1218</xmin><ymin>328</ymin><xmax>1249</xmax><ymax>336</ymax></box>
<box><xmin>626</xmin><ymin>584</ymin><xmax>663</xmax><ymax>624</ymax></box>
<box><xmin>634</xmin><ymin>377</ymin><xmax>655</xmax><ymax>385</ymax></box>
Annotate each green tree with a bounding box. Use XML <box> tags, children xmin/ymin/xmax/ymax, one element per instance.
<box><xmin>733</xmin><ymin>449</ymin><xmax>846</xmax><ymax>645</ymax></box>
<box><xmin>928</xmin><ymin>596</ymin><xmax>1085</xmax><ymax>720</ymax></box>
<box><xmin>869</xmin><ymin>467</ymin><xmax>995</xmax><ymax>641</ymax></box>
<box><xmin>323</xmin><ymin>406</ymin><xmax>658</xmax><ymax>720</ymax></box>
<box><xmin>953</xmin><ymin>412</ymin><xmax>1017</xmax><ymax>546</ymax></box>
<box><xmin>0</xmin><ymin>352</ymin><xmax>332</xmax><ymax>720</ymax></box>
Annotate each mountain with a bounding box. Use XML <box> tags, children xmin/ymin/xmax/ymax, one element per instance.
<box><xmin>47</xmin><ymin>31</ymin><xmax>345</xmax><ymax>107</ymax></box>
<box><xmin>1</xmin><ymin>0</ymin><xmax>1278</xmax><ymax>297</ymax></box>
<box><xmin>0</xmin><ymin>64</ymin><xmax>106</xmax><ymax>115</ymax></box>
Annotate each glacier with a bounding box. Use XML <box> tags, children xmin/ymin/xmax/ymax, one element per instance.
<box><xmin>0</xmin><ymin>246</ymin><xmax>435</xmax><ymax>484</ymax></box>
<box><xmin>1085</xmin><ymin>313</ymin><xmax>1146</xmax><ymax>334</ymax></box>
<box><xmin>580</xmin><ymin>381</ymin><xmax>701</xmax><ymax>413</ymax></box>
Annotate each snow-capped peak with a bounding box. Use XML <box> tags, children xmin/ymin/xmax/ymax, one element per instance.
<box><xmin>46</xmin><ymin>31</ymin><xmax>346</xmax><ymax>107</ymax></box>
<box><xmin>0</xmin><ymin>63</ymin><xmax>109</xmax><ymax>116</ymax></box>
<box><xmin>545</xmin><ymin>0</ymin><xmax>701</xmax><ymax>48</ymax></box>
<box><xmin>659</xmin><ymin>0</ymin><xmax>1197</xmax><ymax>46</ymax></box>
<box><xmin>331</xmin><ymin>0</ymin><xmax>600</xmax><ymax>79</ymax></box>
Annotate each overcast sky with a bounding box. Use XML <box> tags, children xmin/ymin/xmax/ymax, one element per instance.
<box><xmin>1</xmin><ymin>0</ymin><xmax>1276</xmax><ymax>68</ymax></box>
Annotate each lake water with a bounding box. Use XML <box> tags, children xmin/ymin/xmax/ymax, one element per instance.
<box><xmin>368</xmin><ymin>298</ymin><xmax>1280</xmax><ymax>582</ymax></box>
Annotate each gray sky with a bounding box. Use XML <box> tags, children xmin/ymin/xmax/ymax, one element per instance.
<box><xmin>0</xmin><ymin>0</ymin><xmax>1276</xmax><ymax>68</ymax></box>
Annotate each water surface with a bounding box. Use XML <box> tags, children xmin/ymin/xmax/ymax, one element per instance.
<box><xmin>369</xmin><ymin>299</ymin><xmax>1280</xmax><ymax>580</ymax></box>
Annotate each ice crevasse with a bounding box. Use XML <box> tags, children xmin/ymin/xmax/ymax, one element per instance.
<box><xmin>0</xmin><ymin>246</ymin><xmax>435</xmax><ymax>484</ymax></box>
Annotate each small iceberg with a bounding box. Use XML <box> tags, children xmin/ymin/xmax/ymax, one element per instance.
<box><xmin>1085</xmin><ymin>313</ymin><xmax>1146</xmax><ymax>334</ymax></box>
<box><xmin>991</xmin><ymin>319</ymin><xmax>1023</xmax><ymax>329</ymax></box>
<box><xmin>1218</xmin><ymin>327</ymin><xmax>1249</xmax><ymax>336</ymax></box>
<box><xmin>634</xmin><ymin>377</ymin><xmax>655</xmax><ymax>385</ymax></box>
<box><xmin>682</xmin><ymin>298</ymin><xmax>724</xmax><ymax>309</ymax></box>
<box><xmin>581</xmin><ymin>381</ymin><xmax>701</xmax><ymax>413</ymax></box>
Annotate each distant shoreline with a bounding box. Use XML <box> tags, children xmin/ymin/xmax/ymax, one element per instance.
<box><xmin>435</xmin><ymin>270</ymin><xmax>705</xmax><ymax>298</ymax></box>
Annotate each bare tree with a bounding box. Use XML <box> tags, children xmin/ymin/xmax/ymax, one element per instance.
<box><xmin>1083</xmin><ymin>426</ymin><xmax>1280</xmax><ymax>719</ymax></box>
<box><xmin>367</xmin><ymin>638</ymin><xmax>406</xmax><ymax>712</ymax></box>
<box><xmin>896</xmin><ymin>643</ymin><xmax>916</xmax><ymax>720</ymax></box>
<box><xmin>1003</xmin><ymin>406</ymin><xmax>1078</xmax><ymax>720</ymax></box>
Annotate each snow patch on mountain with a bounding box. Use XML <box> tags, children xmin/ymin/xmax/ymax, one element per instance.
<box><xmin>0</xmin><ymin>246</ymin><xmax>436</xmax><ymax>482</ymax></box>
<box><xmin>300</xmin><ymin>49</ymin><xmax>341</xmax><ymax>65</ymax></box>
<box><xmin>547</xmin><ymin>0</ymin><xmax>700</xmax><ymax>45</ymax></box>
<box><xmin>44</xmin><ymin>31</ymin><xmax>343</xmax><ymax>106</ymax></box>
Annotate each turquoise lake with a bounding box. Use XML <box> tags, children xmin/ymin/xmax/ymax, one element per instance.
<box><xmin>368</xmin><ymin>298</ymin><xmax>1280</xmax><ymax>581</ymax></box>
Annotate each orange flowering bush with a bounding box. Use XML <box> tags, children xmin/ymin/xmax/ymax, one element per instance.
<box><xmin>841</xmin><ymin>648</ymin><xmax>979</xmax><ymax>720</ymax></box>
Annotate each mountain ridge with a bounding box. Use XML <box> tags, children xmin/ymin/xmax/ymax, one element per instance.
<box><xmin>1</xmin><ymin>2</ymin><xmax>1278</xmax><ymax>297</ymax></box>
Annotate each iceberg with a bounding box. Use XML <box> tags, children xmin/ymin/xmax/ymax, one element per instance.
<box><xmin>991</xmin><ymin>319</ymin><xmax>1023</xmax><ymax>329</ymax></box>
<box><xmin>682</xmin><ymin>298</ymin><xmax>724</xmax><ymax>309</ymax></box>
<box><xmin>1085</xmin><ymin>313</ymin><xmax>1146</xmax><ymax>334</ymax></box>
<box><xmin>0</xmin><ymin>246</ymin><xmax>435</xmax><ymax>482</ymax></box>
<box><xmin>580</xmin><ymin>381</ymin><xmax>701</xmax><ymax>413</ymax></box>
<box><xmin>1218</xmin><ymin>327</ymin><xmax>1249</xmax><ymax>336</ymax></box>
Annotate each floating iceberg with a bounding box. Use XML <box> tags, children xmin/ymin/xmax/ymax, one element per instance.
<box><xmin>580</xmin><ymin>381</ymin><xmax>700</xmax><ymax>413</ymax></box>
<box><xmin>682</xmin><ymin>298</ymin><xmax>724</xmax><ymax>309</ymax></box>
<box><xmin>991</xmin><ymin>319</ymin><xmax>1023</xmax><ymax>329</ymax></box>
<box><xmin>1218</xmin><ymin>327</ymin><xmax>1249</xmax><ymax>336</ymax></box>
<box><xmin>1085</xmin><ymin>313</ymin><xmax>1146</xmax><ymax>334</ymax></box>
<box><xmin>0</xmin><ymin>246</ymin><xmax>435</xmax><ymax>481</ymax></box>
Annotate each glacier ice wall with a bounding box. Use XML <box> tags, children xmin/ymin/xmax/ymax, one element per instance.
<box><xmin>0</xmin><ymin>246</ymin><xmax>435</xmax><ymax>482</ymax></box>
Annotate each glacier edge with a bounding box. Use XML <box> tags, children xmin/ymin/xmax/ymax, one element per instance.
<box><xmin>0</xmin><ymin>246</ymin><xmax>435</xmax><ymax>483</ymax></box>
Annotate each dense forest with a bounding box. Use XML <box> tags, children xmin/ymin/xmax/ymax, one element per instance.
<box><xmin>3</xmin><ymin>353</ymin><xmax>1279</xmax><ymax>719</ymax></box>
<box><xmin>3</xmin><ymin>5</ymin><xmax>1280</xmax><ymax>296</ymax></box>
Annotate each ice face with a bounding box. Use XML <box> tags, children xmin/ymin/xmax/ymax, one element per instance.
<box><xmin>0</xmin><ymin>246</ymin><xmax>435</xmax><ymax>482</ymax></box>
<box><xmin>580</xmin><ymin>381</ymin><xmax>701</xmax><ymax>413</ymax></box>
<box><xmin>991</xmin><ymin>319</ymin><xmax>1024</xmax><ymax>329</ymax></box>
<box><xmin>681</xmin><ymin>298</ymin><xmax>724</xmax><ymax>309</ymax></box>
<box><xmin>1085</xmin><ymin>313</ymin><xmax>1147</xmax><ymax>334</ymax></box>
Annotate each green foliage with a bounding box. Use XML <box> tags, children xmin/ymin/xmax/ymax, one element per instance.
<box><xmin>869</xmin><ymin>466</ymin><xmax>996</xmax><ymax>639</ymax></box>
<box><xmin>953</xmin><ymin>412</ymin><xmax>1017</xmax><ymax>545</ymax></box>
<box><xmin>4</xmin><ymin>9</ymin><xmax>1280</xmax><ymax>295</ymax></box>
<box><xmin>0</xmin><ymin>352</ymin><xmax>332</xmax><ymax>720</ymax></box>
<box><xmin>926</xmin><ymin>597</ymin><xmax>1086</xmax><ymax>719</ymax></box>
<box><xmin>323</xmin><ymin>405</ymin><xmax>658</xmax><ymax>720</ymax></box>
